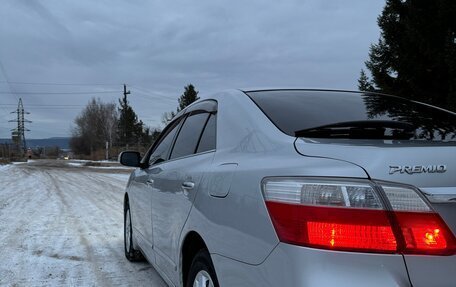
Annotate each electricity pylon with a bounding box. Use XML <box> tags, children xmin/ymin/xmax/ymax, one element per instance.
<box><xmin>9</xmin><ymin>98</ymin><xmax>31</xmax><ymax>154</ymax></box>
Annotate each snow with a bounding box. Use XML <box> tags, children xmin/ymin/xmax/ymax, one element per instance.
<box><xmin>64</xmin><ymin>160</ymin><xmax>134</xmax><ymax>171</ymax></box>
<box><xmin>51</xmin><ymin>160</ymin><xmax>135</xmax><ymax>171</ymax></box>
<box><xmin>0</xmin><ymin>164</ymin><xmax>11</xmax><ymax>171</ymax></box>
<box><xmin>87</xmin><ymin>166</ymin><xmax>134</xmax><ymax>170</ymax></box>
<box><xmin>67</xmin><ymin>162</ymin><xmax>84</xmax><ymax>167</ymax></box>
<box><xmin>0</xmin><ymin>160</ymin><xmax>165</xmax><ymax>286</ymax></box>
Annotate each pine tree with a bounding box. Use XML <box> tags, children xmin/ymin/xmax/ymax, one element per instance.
<box><xmin>361</xmin><ymin>0</ymin><xmax>456</xmax><ymax>111</ymax></box>
<box><xmin>358</xmin><ymin>69</ymin><xmax>375</xmax><ymax>92</ymax></box>
<box><xmin>161</xmin><ymin>84</ymin><xmax>200</xmax><ymax>125</ymax></box>
<box><xmin>118</xmin><ymin>95</ymin><xmax>143</xmax><ymax>148</ymax></box>
<box><xmin>178</xmin><ymin>84</ymin><xmax>200</xmax><ymax>112</ymax></box>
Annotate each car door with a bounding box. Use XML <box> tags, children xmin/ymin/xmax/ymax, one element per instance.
<box><xmin>151</xmin><ymin>101</ymin><xmax>217</xmax><ymax>279</ymax></box>
<box><xmin>128</xmin><ymin>167</ymin><xmax>153</xmax><ymax>253</ymax></box>
<box><xmin>130</xmin><ymin>117</ymin><xmax>183</xmax><ymax>260</ymax></box>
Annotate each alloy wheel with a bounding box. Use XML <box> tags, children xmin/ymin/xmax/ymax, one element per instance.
<box><xmin>193</xmin><ymin>270</ymin><xmax>214</xmax><ymax>287</ymax></box>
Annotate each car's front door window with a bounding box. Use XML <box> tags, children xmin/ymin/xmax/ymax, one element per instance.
<box><xmin>148</xmin><ymin>119</ymin><xmax>181</xmax><ymax>165</ymax></box>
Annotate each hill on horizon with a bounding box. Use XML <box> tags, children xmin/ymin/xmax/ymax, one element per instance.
<box><xmin>0</xmin><ymin>137</ymin><xmax>70</xmax><ymax>150</ymax></box>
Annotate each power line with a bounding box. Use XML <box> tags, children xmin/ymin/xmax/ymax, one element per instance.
<box><xmin>7</xmin><ymin>107</ymin><xmax>83</xmax><ymax>110</ymax></box>
<box><xmin>133</xmin><ymin>92</ymin><xmax>177</xmax><ymax>104</ymax></box>
<box><xmin>0</xmin><ymin>91</ymin><xmax>119</xmax><ymax>95</ymax></box>
<box><xmin>0</xmin><ymin>104</ymin><xmax>85</xmax><ymax>110</ymax></box>
<box><xmin>0</xmin><ymin>80</ymin><xmax>122</xmax><ymax>86</ymax></box>
<box><xmin>0</xmin><ymin>59</ymin><xmax>19</xmax><ymax>101</ymax></box>
<box><xmin>131</xmin><ymin>85</ymin><xmax>177</xmax><ymax>100</ymax></box>
<box><xmin>130</xmin><ymin>87</ymin><xmax>177</xmax><ymax>103</ymax></box>
<box><xmin>0</xmin><ymin>104</ymin><xmax>86</xmax><ymax>106</ymax></box>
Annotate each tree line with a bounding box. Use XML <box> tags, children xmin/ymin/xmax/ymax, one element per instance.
<box><xmin>70</xmin><ymin>84</ymin><xmax>199</xmax><ymax>159</ymax></box>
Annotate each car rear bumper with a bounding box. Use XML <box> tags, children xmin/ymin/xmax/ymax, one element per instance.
<box><xmin>404</xmin><ymin>254</ymin><xmax>456</xmax><ymax>287</ymax></box>
<box><xmin>212</xmin><ymin>243</ymin><xmax>411</xmax><ymax>287</ymax></box>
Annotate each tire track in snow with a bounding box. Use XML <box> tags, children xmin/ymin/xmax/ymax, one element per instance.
<box><xmin>0</xmin><ymin>164</ymin><xmax>65</xmax><ymax>286</ymax></box>
<box><xmin>0</xmin><ymin>162</ymin><xmax>166</xmax><ymax>287</ymax></box>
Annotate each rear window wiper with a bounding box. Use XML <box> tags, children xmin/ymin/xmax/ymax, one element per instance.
<box><xmin>294</xmin><ymin>120</ymin><xmax>416</xmax><ymax>139</ymax></box>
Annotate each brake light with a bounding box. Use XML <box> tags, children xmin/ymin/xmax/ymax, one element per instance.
<box><xmin>395</xmin><ymin>212</ymin><xmax>453</xmax><ymax>255</ymax></box>
<box><xmin>306</xmin><ymin>221</ymin><xmax>395</xmax><ymax>250</ymax></box>
<box><xmin>262</xmin><ymin>178</ymin><xmax>456</xmax><ymax>255</ymax></box>
<box><xmin>266</xmin><ymin>202</ymin><xmax>397</xmax><ymax>252</ymax></box>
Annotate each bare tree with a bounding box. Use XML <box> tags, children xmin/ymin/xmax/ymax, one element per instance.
<box><xmin>70</xmin><ymin>98</ymin><xmax>118</xmax><ymax>155</ymax></box>
<box><xmin>161</xmin><ymin>111</ymin><xmax>176</xmax><ymax>125</ymax></box>
<box><xmin>99</xmin><ymin>102</ymin><xmax>118</xmax><ymax>149</ymax></box>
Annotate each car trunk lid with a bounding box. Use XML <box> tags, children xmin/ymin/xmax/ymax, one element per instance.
<box><xmin>295</xmin><ymin>138</ymin><xmax>456</xmax><ymax>232</ymax></box>
<box><xmin>295</xmin><ymin>138</ymin><xmax>456</xmax><ymax>287</ymax></box>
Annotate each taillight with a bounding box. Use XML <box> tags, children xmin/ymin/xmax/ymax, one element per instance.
<box><xmin>262</xmin><ymin>178</ymin><xmax>456</xmax><ymax>255</ymax></box>
<box><xmin>382</xmin><ymin>183</ymin><xmax>455</xmax><ymax>255</ymax></box>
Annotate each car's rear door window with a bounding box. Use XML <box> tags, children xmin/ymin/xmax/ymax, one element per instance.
<box><xmin>170</xmin><ymin>112</ymin><xmax>209</xmax><ymax>159</ymax></box>
<box><xmin>196</xmin><ymin>114</ymin><xmax>216</xmax><ymax>153</ymax></box>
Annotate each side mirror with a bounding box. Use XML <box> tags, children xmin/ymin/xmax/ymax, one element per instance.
<box><xmin>119</xmin><ymin>151</ymin><xmax>141</xmax><ymax>167</ymax></box>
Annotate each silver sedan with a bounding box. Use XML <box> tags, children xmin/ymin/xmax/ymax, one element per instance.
<box><xmin>120</xmin><ymin>89</ymin><xmax>456</xmax><ymax>287</ymax></box>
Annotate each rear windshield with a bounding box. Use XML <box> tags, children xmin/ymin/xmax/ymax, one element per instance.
<box><xmin>247</xmin><ymin>90</ymin><xmax>456</xmax><ymax>142</ymax></box>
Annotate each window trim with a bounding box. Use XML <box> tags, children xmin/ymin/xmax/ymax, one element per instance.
<box><xmin>168</xmin><ymin>113</ymin><xmax>191</xmax><ymax>160</ymax></box>
<box><xmin>142</xmin><ymin>116</ymin><xmax>184</xmax><ymax>167</ymax></box>
<box><xmin>169</xmin><ymin>110</ymin><xmax>217</xmax><ymax>161</ymax></box>
<box><xmin>142</xmin><ymin>100</ymin><xmax>218</xmax><ymax>167</ymax></box>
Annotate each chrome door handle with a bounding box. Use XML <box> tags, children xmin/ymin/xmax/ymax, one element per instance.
<box><xmin>146</xmin><ymin>179</ymin><xmax>154</xmax><ymax>186</ymax></box>
<box><xmin>182</xmin><ymin>181</ymin><xmax>195</xmax><ymax>190</ymax></box>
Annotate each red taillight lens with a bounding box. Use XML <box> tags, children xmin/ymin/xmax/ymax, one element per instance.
<box><xmin>266</xmin><ymin>202</ymin><xmax>397</xmax><ymax>253</ymax></box>
<box><xmin>262</xmin><ymin>178</ymin><xmax>456</xmax><ymax>255</ymax></box>
<box><xmin>395</xmin><ymin>211</ymin><xmax>456</xmax><ymax>255</ymax></box>
<box><xmin>307</xmin><ymin>222</ymin><xmax>395</xmax><ymax>250</ymax></box>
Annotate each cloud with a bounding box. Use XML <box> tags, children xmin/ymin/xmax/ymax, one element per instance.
<box><xmin>0</xmin><ymin>0</ymin><xmax>385</xmax><ymax>138</ymax></box>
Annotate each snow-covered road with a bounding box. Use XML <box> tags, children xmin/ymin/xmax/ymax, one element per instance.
<box><xmin>0</xmin><ymin>160</ymin><xmax>166</xmax><ymax>287</ymax></box>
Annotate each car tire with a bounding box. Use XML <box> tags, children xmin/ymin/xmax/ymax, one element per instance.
<box><xmin>186</xmin><ymin>249</ymin><xmax>219</xmax><ymax>287</ymax></box>
<box><xmin>124</xmin><ymin>202</ymin><xmax>144</xmax><ymax>262</ymax></box>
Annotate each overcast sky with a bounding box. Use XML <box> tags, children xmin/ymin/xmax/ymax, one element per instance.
<box><xmin>0</xmin><ymin>0</ymin><xmax>385</xmax><ymax>139</ymax></box>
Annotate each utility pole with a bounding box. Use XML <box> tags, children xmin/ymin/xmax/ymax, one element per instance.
<box><xmin>122</xmin><ymin>84</ymin><xmax>130</xmax><ymax>149</ymax></box>
<box><xmin>9</xmin><ymin>98</ymin><xmax>31</xmax><ymax>157</ymax></box>
<box><xmin>105</xmin><ymin>141</ymin><xmax>109</xmax><ymax>161</ymax></box>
